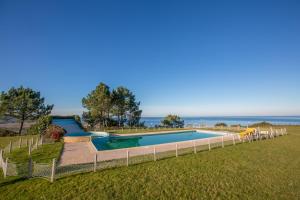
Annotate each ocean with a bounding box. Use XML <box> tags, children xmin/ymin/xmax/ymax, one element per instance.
<box><xmin>141</xmin><ymin>116</ymin><xmax>300</xmax><ymax>127</ymax></box>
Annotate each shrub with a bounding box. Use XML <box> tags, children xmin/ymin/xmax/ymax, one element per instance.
<box><xmin>230</xmin><ymin>124</ymin><xmax>241</xmax><ymax>127</ymax></box>
<box><xmin>44</xmin><ymin>124</ymin><xmax>66</xmax><ymax>142</ymax></box>
<box><xmin>215</xmin><ymin>123</ymin><xmax>228</xmax><ymax>127</ymax></box>
<box><xmin>0</xmin><ymin>128</ymin><xmax>18</xmax><ymax>136</ymax></box>
<box><xmin>161</xmin><ymin>115</ymin><xmax>184</xmax><ymax>128</ymax></box>
<box><xmin>27</xmin><ymin>115</ymin><xmax>52</xmax><ymax>135</ymax></box>
<box><xmin>250</xmin><ymin>121</ymin><xmax>273</xmax><ymax>127</ymax></box>
<box><xmin>74</xmin><ymin>115</ymin><xmax>81</xmax><ymax>123</ymax></box>
<box><xmin>51</xmin><ymin>131</ymin><xmax>61</xmax><ymax>141</ymax></box>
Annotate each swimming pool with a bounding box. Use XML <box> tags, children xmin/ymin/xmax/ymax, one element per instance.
<box><xmin>92</xmin><ymin>131</ymin><xmax>221</xmax><ymax>151</ymax></box>
<box><xmin>52</xmin><ymin>118</ymin><xmax>84</xmax><ymax>133</ymax></box>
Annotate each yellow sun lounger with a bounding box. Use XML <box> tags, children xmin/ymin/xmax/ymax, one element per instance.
<box><xmin>239</xmin><ymin>128</ymin><xmax>256</xmax><ymax>137</ymax></box>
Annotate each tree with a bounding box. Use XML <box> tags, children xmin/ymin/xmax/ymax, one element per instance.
<box><xmin>0</xmin><ymin>86</ymin><xmax>53</xmax><ymax>134</ymax></box>
<box><xmin>111</xmin><ymin>86</ymin><xmax>142</xmax><ymax>127</ymax></box>
<box><xmin>215</xmin><ymin>122</ymin><xmax>227</xmax><ymax>127</ymax></box>
<box><xmin>127</xmin><ymin>109</ymin><xmax>142</xmax><ymax>127</ymax></box>
<box><xmin>161</xmin><ymin>114</ymin><xmax>184</xmax><ymax>128</ymax></box>
<box><xmin>82</xmin><ymin>83</ymin><xmax>143</xmax><ymax>129</ymax></box>
<box><xmin>126</xmin><ymin>94</ymin><xmax>142</xmax><ymax>127</ymax></box>
<box><xmin>82</xmin><ymin>111</ymin><xmax>98</xmax><ymax>129</ymax></box>
<box><xmin>111</xmin><ymin>87</ymin><xmax>130</xmax><ymax>127</ymax></box>
<box><xmin>27</xmin><ymin>115</ymin><xmax>52</xmax><ymax>135</ymax></box>
<box><xmin>82</xmin><ymin>83</ymin><xmax>112</xmax><ymax>128</ymax></box>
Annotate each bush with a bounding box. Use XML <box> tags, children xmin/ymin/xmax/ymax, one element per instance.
<box><xmin>161</xmin><ymin>115</ymin><xmax>184</xmax><ymax>128</ymax></box>
<box><xmin>0</xmin><ymin>128</ymin><xmax>18</xmax><ymax>136</ymax></box>
<box><xmin>215</xmin><ymin>123</ymin><xmax>228</xmax><ymax>127</ymax></box>
<box><xmin>44</xmin><ymin>124</ymin><xmax>66</xmax><ymax>142</ymax></box>
<box><xmin>230</xmin><ymin>124</ymin><xmax>241</xmax><ymax>128</ymax></box>
<box><xmin>74</xmin><ymin>115</ymin><xmax>81</xmax><ymax>123</ymax></box>
<box><xmin>250</xmin><ymin>121</ymin><xmax>273</xmax><ymax>127</ymax></box>
<box><xmin>27</xmin><ymin>115</ymin><xmax>52</xmax><ymax>135</ymax></box>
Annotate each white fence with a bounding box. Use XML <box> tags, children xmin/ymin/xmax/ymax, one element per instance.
<box><xmin>2</xmin><ymin>136</ymin><xmax>54</xmax><ymax>155</ymax></box>
<box><xmin>0</xmin><ymin>136</ymin><xmax>54</xmax><ymax>178</ymax></box>
<box><xmin>1</xmin><ymin>128</ymin><xmax>287</xmax><ymax>182</ymax></box>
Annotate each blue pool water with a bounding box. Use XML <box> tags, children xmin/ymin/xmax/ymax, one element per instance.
<box><xmin>52</xmin><ymin>118</ymin><xmax>220</xmax><ymax>151</ymax></box>
<box><xmin>52</xmin><ymin>118</ymin><xmax>87</xmax><ymax>135</ymax></box>
<box><xmin>92</xmin><ymin>131</ymin><xmax>220</xmax><ymax>151</ymax></box>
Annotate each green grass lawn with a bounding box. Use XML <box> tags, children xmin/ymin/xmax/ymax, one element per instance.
<box><xmin>0</xmin><ymin>126</ymin><xmax>299</xmax><ymax>200</ymax></box>
<box><xmin>0</xmin><ymin>135</ymin><xmax>39</xmax><ymax>149</ymax></box>
<box><xmin>4</xmin><ymin>142</ymin><xmax>63</xmax><ymax>164</ymax></box>
<box><xmin>0</xmin><ymin>141</ymin><xmax>63</xmax><ymax>188</ymax></box>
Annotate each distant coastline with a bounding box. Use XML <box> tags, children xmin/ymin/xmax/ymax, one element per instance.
<box><xmin>141</xmin><ymin>116</ymin><xmax>300</xmax><ymax>127</ymax></box>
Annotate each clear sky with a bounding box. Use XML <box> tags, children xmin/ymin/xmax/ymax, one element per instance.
<box><xmin>1</xmin><ymin>0</ymin><xmax>300</xmax><ymax>116</ymax></box>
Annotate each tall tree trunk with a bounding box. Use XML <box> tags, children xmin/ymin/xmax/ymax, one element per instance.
<box><xmin>19</xmin><ymin>119</ymin><xmax>24</xmax><ymax>135</ymax></box>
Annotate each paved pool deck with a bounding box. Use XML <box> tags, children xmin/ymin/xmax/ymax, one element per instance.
<box><xmin>59</xmin><ymin>142</ymin><xmax>96</xmax><ymax>166</ymax></box>
<box><xmin>59</xmin><ymin>130</ymin><xmax>236</xmax><ymax>166</ymax></box>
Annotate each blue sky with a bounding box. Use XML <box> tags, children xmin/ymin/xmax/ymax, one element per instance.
<box><xmin>1</xmin><ymin>0</ymin><xmax>300</xmax><ymax>116</ymax></box>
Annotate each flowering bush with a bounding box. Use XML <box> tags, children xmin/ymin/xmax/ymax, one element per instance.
<box><xmin>51</xmin><ymin>131</ymin><xmax>61</xmax><ymax>141</ymax></box>
<box><xmin>44</xmin><ymin>124</ymin><xmax>66</xmax><ymax>142</ymax></box>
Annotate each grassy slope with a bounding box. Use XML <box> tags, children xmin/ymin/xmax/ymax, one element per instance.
<box><xmin>0</xmin><ymin>126</ymin><xmax>299</xmax><ymax>200</ymax></box>
<box><xmin>0</xmin><ymin>142</ymin><xmax>63</xmax><ymax>188</ymax></box>
<box><xmin>4</xmin><ymin>142</ymin><xmax>63</xmax><ymax>164</ymax></box>
<box><xmin>0</xmin><ymin>135</ymin><xmax>39</xmax><ymax>149</ymax></box>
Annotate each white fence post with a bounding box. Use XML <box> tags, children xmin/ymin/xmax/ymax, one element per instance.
<box><xmin>51</xmin><ymin>158</ymin><xmax>56</xmax><ymax>182</ymax></box>
<box><xmin>270</xmin><ymin>128</ymin><xmax>274</xmax><ymax>139</ymax></box>
<box><xmin>175</xmin><ymin>144</ymin><xmax>178</xmax><ymax>157</ymax></box>
<box><xmin>4</xmin><ymin>158</ymin><xmax>8</xmax><ymax>178</ymax></box>
<box><xmin>208</xmin><ymin>139</ymin><xmax>211</xmax><ymax>151</ymax></box>
<box><xmin>232</xmin><ymin>135</ymin><xmax>236</xmax><ymax>145</ymax></box>
<box><xmin>0</xmin><ymin>149</ymin><xmax>3</xmax><ymax>161</ymax></box>
<box><xmin>19</xmin><ymin>138</ymin><xmax>22</xmax><ymax>148</ymax></box>
<box><xmin>193</xmin><ymin>141</ymin><xmax>196</xmax><ymax>154</ymax></box>
<box><xmin>153</xmin><ymin>147</ymin><xmax>156</xmax><ymax>161</ymax></box>
<box><xmin>221</xmin><ymin>136</ymin><xmax>224</xmax><ymax>148</ymax></box>
<box><xmin>28</xmin><ymin>143</ymin><xmax>31</xmax><ymax>156</ymax></box>
<box><xmin>35</xmin><ymin>138</ymin><xmax>38</xmax><ymax>149</ymax></box>
<box><xmin>0</xmin><ymin>149</ymin><xmax>3</xmax><ymax>169</ymax></box>
<box><xmin>94</xmin><ymin>154</ymin><xmax>97</xmax><ymax>172</ymax></box>
<box><xmin>8</xmin><ymin>141</ymin><xmax>12</xmax><ymax>153</ymax></box>
<box><xmin>126</xmin><ymin>150</ymin><xmax>129</xmax><ymax>166</ymax></box>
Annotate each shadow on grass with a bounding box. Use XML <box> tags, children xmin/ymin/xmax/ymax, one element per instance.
<box><xmin>0</xmin><ymin>176</ymin><xmax>27</xmax><ymax>187</ymax></box>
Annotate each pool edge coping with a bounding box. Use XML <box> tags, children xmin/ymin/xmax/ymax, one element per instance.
<box><xmin>91</xmin><ymin>129</ymin><xmax>236</xmax><ymax>153</ymax></box>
